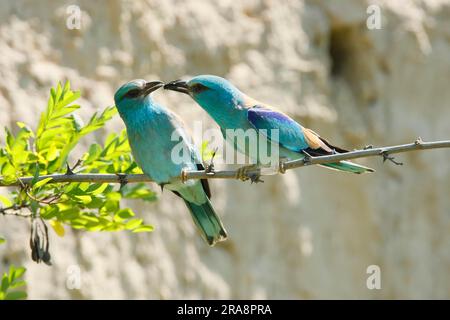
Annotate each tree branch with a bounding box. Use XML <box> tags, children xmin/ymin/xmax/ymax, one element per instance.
<box><xmin>0</xmin><ymin>203</ymin><xmax>32</xmax><ymax>218</ymax></box>
<box><xmin>0</xmin><ymin>138</ymin><xmax>448</xmax><ymax>186</ymax></box>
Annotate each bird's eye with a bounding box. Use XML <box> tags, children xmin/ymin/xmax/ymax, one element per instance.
<box><xmin>190</xmin><ymin>83</ymin><xmax>209</xmax><ymax>93</ymax></box>
<box><xmin>124</xmin><ymin>89</ymin><xmax>141</xmax><ymax>99</ymax></box>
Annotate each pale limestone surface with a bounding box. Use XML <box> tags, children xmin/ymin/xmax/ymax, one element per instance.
<box><xmin>0</xmin><ymin>0</ymin><xmax>449</xmax><ymax>299</ymax></box>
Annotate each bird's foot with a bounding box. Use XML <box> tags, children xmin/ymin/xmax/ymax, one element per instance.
<box><xmin>279</xmin><ymin>160</ymin><xmax>287</xmax><ymax>174</ymax></box>
<box><xmin>302</xmin><ymin>150</ymin><xmax>313</xmax><ymax>165</ymax></box>
<box><xmin>381</xmin><ymin>151</ymin><xmax>403</xmax><ymax>166</ymax></box>
<box><xmin>115</xmin><ymin>173</ymin><xmax>128</xmax><ymax>190</ymax></box>
<box><xmin>236</xmin><ymin>165</ymin><xmax>263</xmax><ymax>183</ymax></box>
<box><xmin>415</xmin><ymin>137</ymin><xmax>424</xmax><ymax>145</ymax></box>
<box><xmin>205</xmin><ymin>162</ymin><xmax>215</xmax><ymax>173</ymax></box>
<box><xmin>181</xmin><ymin>169</ymin><xmax>188</xmax><ymax>183</ymax></box>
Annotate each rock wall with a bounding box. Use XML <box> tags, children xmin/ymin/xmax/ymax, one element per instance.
<box><xmin>0</xmin><ymin>0</ymin><xmax>449</xmax><ymax>299</ymax></box>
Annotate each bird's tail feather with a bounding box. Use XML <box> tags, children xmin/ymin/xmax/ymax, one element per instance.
<box><xmin>183</xmin><ymin>199</ymin><xmax>228</xmax><ymax>246</ymax></box>
<box><xmin>320</xmin><ymin>161</ymin><xmax>375</xmax><ymax>174</ymax></box>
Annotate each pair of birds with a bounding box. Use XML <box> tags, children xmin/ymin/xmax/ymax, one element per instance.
<box><xmin>114</xmin><ymin>75</ymin><xmax>374</xmax><ymax>246</ymax></box>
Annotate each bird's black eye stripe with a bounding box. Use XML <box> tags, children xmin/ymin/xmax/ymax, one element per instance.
<box><xmin>124</xmin><ymin>89</ymin><xmax>141</xmax><ymax>99</ymax></box>
<box><xmin>190</xmin><ymin>83</ymin><xmax>209</xmax><ymax>93</ymax></box>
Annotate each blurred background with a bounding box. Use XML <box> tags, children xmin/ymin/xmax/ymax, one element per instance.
<box><xmin>0</xmin><ymin>0</ymin><xmax>449</xmax><ymax>299</ymax></box>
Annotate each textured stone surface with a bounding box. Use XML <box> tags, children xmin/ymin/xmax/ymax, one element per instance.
<box><xmin>0</xmin><ymin>0</ymin><xmax>449</xmax><ymax>299</ymax></box>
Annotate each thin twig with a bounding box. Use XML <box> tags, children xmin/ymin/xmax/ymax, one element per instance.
<box><xmin>0</xmin><ymin>139</ymin><xmax>448</xmax><ymax>186</ymax></box>
<box><xmin>0</xmin><ymin>203</ymin><xmax>32</xmax><ymax>218</ymax></box>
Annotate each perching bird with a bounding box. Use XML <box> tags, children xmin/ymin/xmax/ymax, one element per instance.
<box><xmin>164</xmin><ymin>75</ymin><xmax>374</xmax><ymax>180</ymax></box>
<box><xmin>114</xmin><ymin>79</ymin><xmax>227</xmax><ymax>246</ymax></box>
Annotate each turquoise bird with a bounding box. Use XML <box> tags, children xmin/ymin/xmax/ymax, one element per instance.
<box><xmin>114</xmin><ymin>79</ymin><xmax>227</xmax><ymax>246</ymax></box>
<box><xmin>164</xmin><ymin>75</ymin><xmax>374</xmax><ymax>180</ymax></box>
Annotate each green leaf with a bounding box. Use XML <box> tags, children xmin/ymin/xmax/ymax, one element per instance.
<box><xmin>61</xmin><ymin>90</ymin><xmax>81</xmax><ymax>107</ymax></box>
<box><xmin>49</xmin><ymin>220</ymin><xmax>65</xmax><ymax>237</ymax></box>
<box><xmin>52</xmin><ymin>83</ymin><xmax>62</xmax><ymax>103</ymax></box>
<box><xmin>10</xmin><ymin>266</ymin><xmax>26</xmax><ymax>281</ymax></box>
<box><xmin>132</xmin><ymin>225</ymin><xmax>154</xmax><ymax>233</ymax></box>
<box><xmin>121</xmin><ymin>183</ymin><xmax>156</xmax><ymax>202</ymax></box>
<box><xmin>51</xmin><ymin>105</ymin><xmax>80</xmax><ymax>119</ymax></box>
<box><xmin>115</xmin><ymin>208</ymin><xmax>135</xmax><ymax>220</ymax></box>
<box><xmin>106</xmin><ymin>192</ymin><xmax>121</xmax><ymax>202</ymax></box>
<box><xmin>40</xmin><ymin>205</ymin><xmax>59</xmax><ymax>220</ymax></box>
<box><xmin>46</xmin><ymin>143</ymin><xmax>59</xmax><ymax>161</ymax></box>
<box><xmin>31</xmin><ymin>163</ymin><xmax>40</xmax><ymax>185</ymax></box>
<box><xmin>32</xmin><ymin>177</ymin><xmax>53</xmax><ymax>190</ymax></box>
<box><xmin>86</xmin><ymin>183</ymin><xmax>108</xmax><ymax>196</ymax></box>
<box><xmin>16</xmin><ymin>122</ymin><xmax>34</xmax><ymax>138</ymax></box>
<box><xmin>5</xmin><ymin>127</ymin><xmax>14</xmax><ymax>151</ymax></box>
<box><xmin>80</xmin><ymin>106</ymin><xmax>117</xmax><ymax>136</ymax></box>
<box><xmin>1</xmin><ymin>162</ymin><xmax>14</xmax><ymax>177</ymax></box>
<box><xmin>84</xmin><ymin>143</ymin><xmax>102</xmax><ymax>163</ymax></box>
<box><xmin>71</xmin><ymin>114</ymin><xmax>84</xmax><ymax>132</ymax></box>
<box><xmin>0</xmin><ymin>237</ymin><xmax>5</xmax><ymax>245</ymax></box>
<box><xmin>9</xmin><ymin>280</ymin><xmax>26</xmax><ymax>289</ymax></box>
<box><xmin>46</xmin><ymin>117</ymin><xmax>74</xmax><ymax>129</ymax></box>
<box><xmin>0</xmin><ymin>195</ymin><xmax>12</xmax><ymax>207</ymax></box>
<box><xmin>84</xmin><ymin>196</ymin><xmax>105</xmax><ymax>209</ymax></box>
<box><xmin>60</xmin><ymin>207</ymin><xmax>80</xmax><ymax>220</ymax></box>
<box><xmin>125</xmin><ymin>219</ymin><xmax>143</xmax><ymax>230</ymax></box>
<box><xmin>1</xmin><ymin>275</ymin><xmax>9</xmax><ymax>292</ymax></box>
<box><xmin>74</xmin><ymin>195</ymin><xmax>92</xmax><ymax>204</ymax></box>
<box><xmin>5</xmin><ymin>291</ymin><xmax>27</xmax><ymax>300</ymax></box>
<box><xmin>63</xmin><ymin>80</ymin><xmax>71</xmax><ymax>92</ymax></box>
<box><xmin>78</xmin><ymin>182</ymin><xmax>90</xmax><ymax>191</ymax></box>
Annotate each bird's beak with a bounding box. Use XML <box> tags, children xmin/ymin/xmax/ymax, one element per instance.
<box><xmin>163</xmin><ymin>79</ymin><xmax>190</xmax><ymax>95</ymax></box>
<box><xmin>143</xmin><ymin>81</ymin><xmax>164</xmax><ymax>96</ymax></box>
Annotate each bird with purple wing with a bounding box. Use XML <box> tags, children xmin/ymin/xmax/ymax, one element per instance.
<box><xmin>164</xmin><ymin>75</ymin><xmax>374</xmax><ymax>181</ymax></box>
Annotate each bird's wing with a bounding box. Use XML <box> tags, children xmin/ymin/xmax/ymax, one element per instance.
<box><xmin>247</xmin><ymin>105</ymin><xmax>345</xmax><ymax>154</ymax></box>
<box><xmin>301</xmin><ymin>128</ymin><xmax>349</xmax><ymax>155</ymax></box>
<box><xmin>167</xmin><ymin>111</ymin><xmax>202</xmax><ymax>163</ymax></box>
<box><xmin>167</xmin><ymin>111</ymin><xmax>211</xmax><ymax>199</ymax></box>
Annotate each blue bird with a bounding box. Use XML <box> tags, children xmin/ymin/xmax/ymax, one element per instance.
<box><xmin>114</xmin><ymin>79</ymin><xmax>227</xmax><ymax>246</ymax></box>
<box><xmin>164</xmin><ymin>75</ymin><xmax>374</xmax><ymax>179</ymax></box>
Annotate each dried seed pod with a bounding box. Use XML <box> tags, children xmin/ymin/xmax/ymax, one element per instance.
<box><xmin>30</xmin><ymin>217</ymin><xmax>52</xmax><ymax>265</ymax></box>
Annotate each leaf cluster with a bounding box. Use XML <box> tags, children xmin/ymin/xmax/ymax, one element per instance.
<box><xmin>0</xmin><ymin>82</ymin><xmax>155</xmax><ymax>236</ymax></box>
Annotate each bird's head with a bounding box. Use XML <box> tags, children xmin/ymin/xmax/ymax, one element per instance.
<box><xmin>164</xmin><ymin>75</ymin><xmax>245</xmax><ymax>112</ymax></box>
<box><xmin>114</xmin><ymin>79</ymin><xmax>164</xmax><ymax>113</ymax></box>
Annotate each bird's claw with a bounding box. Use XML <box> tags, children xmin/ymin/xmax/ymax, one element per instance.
<box><xmin>205</xmin><ymin>163</ymin><xmax>215</xmax><ymax>173</ymax></box>
<box><xmin>236</xmin><ymin>165</ymin><xmax>263</xmax><ymax>183</ymax></box>
<box><xmin>415</xmin><ymin>137</ymin><xmax>423</xmax><ymax>145</ymax></box>
<box><xmin>236</xmin><ymin>166</ymin><xmax>249</xmax><ymax>181</ymax></box>
<box><xmin>181</xmin><ymin>169</ymin><xmax>188</xmax><ymax>183</ymax></box>
<box><xmin>115</xmin><ymin>173</ymin><xmax>128</xmax><ymax>189</ymax></box>
<box><xmin>302</xmin><ymin>151</ymin><xmax>313</xmax><ymax>165</ymax></box>
<box><xmin>249</xmin><ymin>173</ymin><xmax>264</xmax><ymax>184</ymax></box>
<box><xmin>279</xmin><ymin>160</ymin><xmax>287</xmax><ymax>174</ymax></box>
